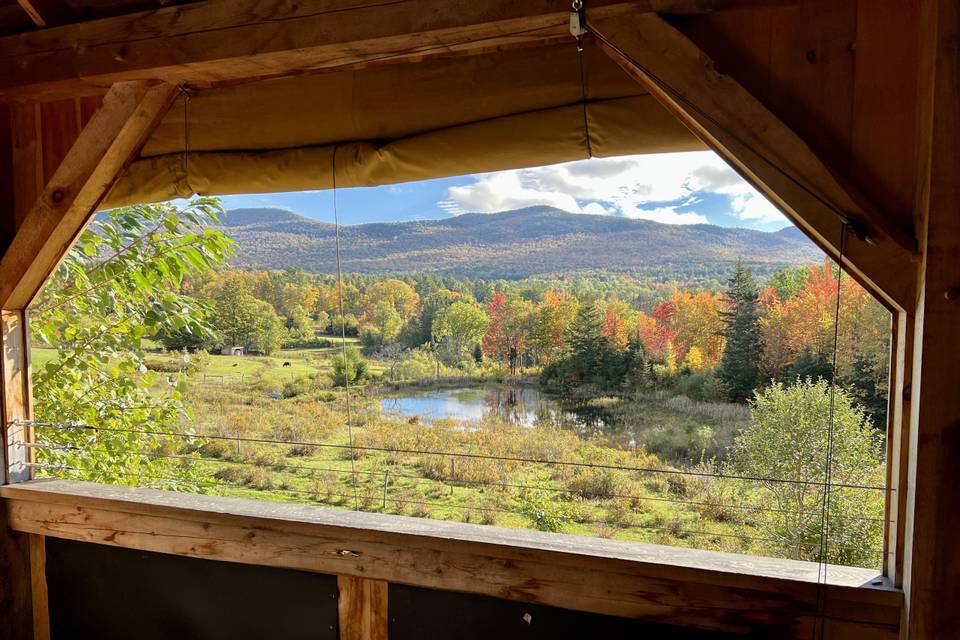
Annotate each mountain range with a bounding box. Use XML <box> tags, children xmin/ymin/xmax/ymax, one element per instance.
<box><xmin>214</xmin><ymin>206</ymin><xmax>823</xmax><ymax>283</ymax></box>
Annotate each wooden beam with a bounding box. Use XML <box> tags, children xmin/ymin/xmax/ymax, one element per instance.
<box><xmin>28</xmin><ymin>535</ymin><xmax>49</xmax><ymax>640</ymax></box>
<box><xmin>883</xmin><ymin>311</ymin><xmax>912</xmax><ymax>587</ymax></box>
<box><xmin>902</xmin><ymin>0</ymin><xmax>960</xmax><ymax>636</ymax></box>
<box><xmin>0</xmin><ymin>106</ymin><xmax>13</xmax><ymax>247</ymax></box>
<box><xmin>338</xmin><ymin>576</ymin><xmax>387</xmax><ymax>640</ymax></box>
<box><xmin>0</xmin><ymin>81</ymin><xmax>177</xmax><ymax>310</ymax></box>
<box><xmin>0</xmin><ymin>508</ymin><xmax>34</xmax><ymax>640</ymax></box>
<box><xmin>0</xmin><ymin>481</ymin><xmax>902</xmax><ymax>639</ymax></box>
<box><xmin>0</xmin><ymin>97</ymin><xmax>47</xmax><ymax>640</ymax></box>
<box><xmin>1</xmin><ymin>311</ymin><xmax>32</xmax><ymax>484</ymax></box>
<box><xmin>0</xmin><ymin>0</ymin><xmax>792</xmax><ymax>102</ymax></box>
<box><xmin>16</xmin><ymin>0</ymin><xmax>72</xmax><ymax>28</ymax></box>
<box><xmin>590</xmin><ymin>13</ymin><xmax>918</xmax><ymax>311</ymax></box>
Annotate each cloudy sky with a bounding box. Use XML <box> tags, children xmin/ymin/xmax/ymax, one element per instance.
<box><xmin>220</xmin><ymin>150</ymin><xmax>789</xmax><ymax>230</ymax></box>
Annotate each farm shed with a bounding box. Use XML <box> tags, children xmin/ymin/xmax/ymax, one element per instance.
<box><xmin>0</xmin><ymin>0</ymin><xmax>956</xmax><ymax>638</ymax></box>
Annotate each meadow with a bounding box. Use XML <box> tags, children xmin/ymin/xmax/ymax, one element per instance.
<box><xmin>35</xmin><ymin>341</ymin><xmax>809</xmax><ymax>558</ymax></box>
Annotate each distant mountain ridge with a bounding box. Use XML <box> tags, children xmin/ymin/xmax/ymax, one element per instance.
<box><xmin>214</xmin><ymin>206</ymin><xmax>822</xmax><ymax>283</ymax></box>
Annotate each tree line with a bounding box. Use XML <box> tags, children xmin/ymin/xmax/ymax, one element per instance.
<box><xmin>161</xmin><ymin>256</ymin><xmax>890</xmax><ymax>424</ymax></box>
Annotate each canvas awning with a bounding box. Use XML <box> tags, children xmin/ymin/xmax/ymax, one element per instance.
<box><xmin>102</xmin><ymin>41</ymin><xmax>705</xmax><ymax>208</ymax></box>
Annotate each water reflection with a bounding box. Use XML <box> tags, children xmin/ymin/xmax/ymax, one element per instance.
<box><xmin>378</xmin><ymin>385</ymin><xmax>608</xmax><ymax>433</ymax></box>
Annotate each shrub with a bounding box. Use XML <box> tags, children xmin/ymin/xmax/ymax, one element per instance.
<box><xmin>282</xmin><ymin>376</ymin><xmax>311</xmax><ymax>398</ymax></box>
<box><xmin>212</xmin><ymin>465</ymin><xmax>245</xmax><ymax>484</ymax></box>
<box><xmin>565</xmin><ymin>467</ymin><xmax>619</xmax><ymax>500</ymax></box>
<box><xmin>144</xmin><ymin>358</ymin><xmax>184</xmax><ymax>373</ymax></box>
<box><xmin>730</xmin><ymin>379</ymin><xmax>884</xmax><ymax>566</ymax></box>
<box><xmin>516</xmin><ymin>491</ymin><xmax>564</xmax><ymax>533</ymax></box>
<box><xmin>675</xmin><ymin>372</ymin><xmax>726</xmax><ymax>403</ymax></box>
<box><xmin>331</xmin><ymin>347</ymin><xmax>369</xmax><ymax>386</ymax></box>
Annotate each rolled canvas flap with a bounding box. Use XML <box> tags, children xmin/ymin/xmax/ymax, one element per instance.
<box><xmin>103</xmin><ymin>96</ymin><xmax>704</xmax><ymax>208</ymax></box>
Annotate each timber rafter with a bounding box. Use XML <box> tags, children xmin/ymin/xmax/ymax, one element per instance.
<box><xmin>0</xmin><ymin>0</ymin><xmax>794</xmax><ymax>102</ymax></box>
<box><xmin>590</xmin><ymin>12</ymin><xmax>918</xmax><ymax>311</ymax></box>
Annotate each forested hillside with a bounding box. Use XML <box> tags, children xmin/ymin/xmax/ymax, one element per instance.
<box><xmin>216</xmin><ymin>206</ymin><xmax>822</xmax><ymax>286</ymax></box>
<box><xmin>34</xmin><ymin>199</ymin><xmax>889</xmax><ymax>567</ymax></box>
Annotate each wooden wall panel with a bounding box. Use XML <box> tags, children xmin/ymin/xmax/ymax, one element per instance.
<box><xmin>38</xmin><ymin>99</ymin><xmax>83</xmax><ymax>187</ymax></box>
<box><xmin>676</xmin><ymin>0</ymin><xmax>917</xmax><ymax>243</ymax></box>
<box><xmin>45</xmin><ymin>538</ymin><xmax>339</xmax><ymax>640</ymax></box>
<box><xmin>9</xmin><ymin>104</ymin><xmax>43</xmax><ymax>229</ymax></box>
<box><xmin>903</xmin><ymin>0</ymin><xmax>960</xmax><ymax>636</ymax></box>
<box><xmin>0</xmin><ymin>105</ymin><xmax>13</xmax><ymax>247</ymax></box>
<box><xmin>676</xmin><ymin>1</ymin><xmax>856</xmax><ymax>175</ymax></box>
<box><xmin>850</xmin><ymin>0</ymin><xmax>922</xmax><ymax>225</ymax></box>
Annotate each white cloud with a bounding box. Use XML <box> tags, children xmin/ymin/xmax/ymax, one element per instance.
<box><xmin>624</xmin><ymin>206</ymin><xmax>708</xmax><ymax>225</ymax></box>
<box><xmin>442</xmin><ymin>171</ymin><xmax>580</xmax><ymax>215</ymax></box>
<box><xmin>581</xmin><ymin>202</ymin><xmax>613</xmax><ymax>216</ymax></box>
<box><xmin>440</xmin><ymin>151</ymin><xmax>786</xmax><ymax>226</ymax></box>
<box><xmin>731</xmin><ymin>193</ymin><xmax>785</xmax><ymax>224</ymax></box>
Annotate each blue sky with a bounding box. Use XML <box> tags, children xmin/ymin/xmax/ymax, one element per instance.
<box><xmin>220</xmin><ymin>151</ymin><xmax>791</xmax><ymax>231</ymax></box>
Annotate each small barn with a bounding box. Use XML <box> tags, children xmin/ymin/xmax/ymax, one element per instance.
<box><xmin>220</xmin><ymin>346</ymin><xmax>246</xmax><ymax>356</ymax></box>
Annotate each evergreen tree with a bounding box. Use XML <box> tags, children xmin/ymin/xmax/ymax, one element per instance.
<box><xmin>782</xmin><ymin>346</ymin><xmax>834</xmax><ymax>384</ymax></box>
<box><xmin>844</xmin><ymin>351</ymin><xmax>888</xmax><ymax>429</ymax></box>
<box><xmin>567</xmin><ymin>302</ymin><xmax>608</xmax><ymax>384</ymax></box>
<box><xmin>717</xmin><ymin>259</ymin><xmax>764</xmax><ymax>402</ymax></box>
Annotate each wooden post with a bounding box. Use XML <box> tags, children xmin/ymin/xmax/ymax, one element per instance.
<box><xmin>0</xmin><ymin>82</ymin><xmax>175</xmax><ymax>640</ymax></box>
<box><xmin>902</xmin><ymin>0</ymin><xmax>960</xmax><ymax>636</ymax></box>
<box><xmin>2</xmin><ymin>311</ymin><xmax>32</xmax><ymax>484</ymax></box>
<box><xmin>884</xmin><ymin>311</ymin><xmax>913</xmax><ymax>586</ymax></box>
<box><xmin>382</xmin><ymin>471</ymin><xmax>388</xmax><ymax>510</ymax></box>
<box><xmin>337</xmin><ymin>575</ymin><xmax>388</xmax><ymax>640</ymax></box>
<box><xmin>0</xmin><ymin>91</ymin><xmax>53</xmax><ymax>639</ymax></box>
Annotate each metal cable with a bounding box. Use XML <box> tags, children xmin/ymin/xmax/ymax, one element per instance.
<box><xmin>16</xmin><ymin>419</ymin><xmax>891</xmax><ymax>492</ymax></box>
<box><xmin>813</xmin><ymin>223</ymin><xmax>848</xmax><ymax>640</ymax></box>
<box><xmin>330</xmin><ymin>145</ymin><xmax>360</xmax><ymax>511</ymax></box>
<box><xmin>24</xmin><ymin>439</ymin><xmax>890</xmax><ymax>525</ymax></box>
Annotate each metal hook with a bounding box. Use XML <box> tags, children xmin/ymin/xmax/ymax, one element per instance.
<box><xmin>570</xmin><ymin>0</ymin><xmax>586</xmax><ymax>46</ymax></box>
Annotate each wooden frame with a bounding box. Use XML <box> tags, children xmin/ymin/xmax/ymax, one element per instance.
<box><xmin>0</xmin><ymin>480</ymin><xmax>902</xmax><ymax>639</ymax></box>
<box><xmin>0</xmin><ymin>0</ymin><xmax>792</xmax><ymax>102</ymax></box>
<box><xmin>589</xmin><ymin>12</ymin><xmax>916</xmax><ymax>312</ymax></box>
<box><xmin>0</xmin><ymin>0</ymin><xmax>956</xmax><ymax>637</ymax></box>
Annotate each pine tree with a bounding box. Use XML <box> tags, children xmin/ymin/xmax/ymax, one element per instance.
<box><xmin>717</xmin><ymin>259</ymin><xmax>764</xmax><ymax>402</ymax></box>
<box><xmin>567</xmin><ymin>302</ymin><xmax>608</xmax><ymax>385</ymax></box>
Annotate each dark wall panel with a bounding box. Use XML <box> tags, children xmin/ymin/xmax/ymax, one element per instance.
<box><xmin>389</xmin><ymin>583</ymin><xmax>739</xmax><ymax>639</ymax></box>
<box><xmin>47</xmin><ymin>538</ymin><xmax>741</xmax><ymax>640</ymax></box>
<box><xmin>45</xmin><ymin>538</ymin><xmax>339</xmax><ymax>640</ymax></box>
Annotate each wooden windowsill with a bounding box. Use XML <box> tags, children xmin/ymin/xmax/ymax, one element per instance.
<box><xmin>0</xmin><ymin>479</ymin><xmax>902</xmax><ymax>638</ymax></box>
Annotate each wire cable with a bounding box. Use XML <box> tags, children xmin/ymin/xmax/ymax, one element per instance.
<box><xmin>330</xmin><ymin>145</ymin><xmax>360</xmax><ymax>511</ymax></box>
<box><xmin>812</xmin><ymin>222</ymin><xmax>848</xmax><ymax>640</ymax></box>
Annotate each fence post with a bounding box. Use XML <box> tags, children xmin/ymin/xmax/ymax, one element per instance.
<box><xmin>382</xmin><ymin>471</ymin><xmax>389</xmax><ymax>509</ymax></box>
<box><xmin>449</xmin><ymin>457</ymin><xmax>455</xmax><ymax>495</ymax></box>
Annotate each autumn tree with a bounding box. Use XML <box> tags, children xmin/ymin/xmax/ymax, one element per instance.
<box><xmin>365</xmin><ymin>300</ymin><xmax>402</xmax><ymax>345</ymax></box>
<box><xmin>365</xmin><ymin>279</ymin><xmax>420</xmax><ymax>321</ymax></box>
<box><xmin>205</xmin><ymin>272</ymin><xmax>286</xmax><ymax>354</ymax></box>
<box><xmin>432</xmin><ymin>301</ymin><xmax>490</xmax><ymax>364</ymax></box>
<box><xmin>601</xmin><ymin>299</ymin><xmax>631</xmax><ymax>352</ymax></box>
<box><xmin>482</xmin><ymin>293</ymin><xmax>533</xmax><ymax>374</ymax></box>
<box><xmin>533</xmin><ymin>290</ymin><xmax>579</xmax><ymax>364</ymax></box>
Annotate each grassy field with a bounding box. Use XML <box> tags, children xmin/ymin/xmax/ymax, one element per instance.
<box><xmin>30</xmin><ymin>342</ymin><xmax>763</xmax><ymax>552</ymax></box>
<box><xmin>179</xmin><ymin>381</ymin><xmax>760</xmax><ymax>553</ymax></box>
<box><xmin>31</xmin><ymin>341</ymin><xmax>881</xmax><ymax>566</ymax></box>
<box><xmin>33</xmin><ymin>337</ymin><xmax>385</xmax><ymax>388</ymax></box>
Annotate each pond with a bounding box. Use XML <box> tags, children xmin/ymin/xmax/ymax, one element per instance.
<box><xmin>378</xmin><ymin>385</ymin><xmax>609</xmax><ymax>433</ymax></box>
